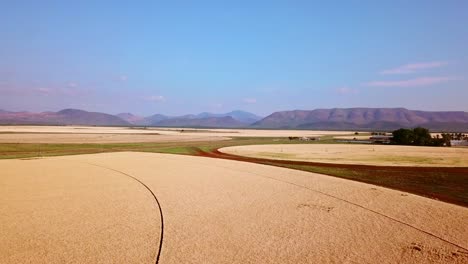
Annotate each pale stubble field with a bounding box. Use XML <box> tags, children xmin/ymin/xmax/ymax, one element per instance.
<box><xmin>220</xmin><ymin>144</ymin><xmax>468</xmax><ymax>167</ymax></box>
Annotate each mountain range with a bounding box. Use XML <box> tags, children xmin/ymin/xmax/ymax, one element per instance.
<box><xmin>0</xmin><ymin>109</ymin><xmax>262</xmax><ymax>128</ymax></box>
<box><xmin>253</xmin><ymin>108</ymin><xmax>468</xmax><ymax>131</ymax></box>
<box><xmin>0</xmin><ymin>109</ymin><xmax>130</xmax><ymax>126</ymax></box>
<box><xmin>1</xmin><ymin>108</ymin><xmax>468</xmax><ymax>131</ymax></box>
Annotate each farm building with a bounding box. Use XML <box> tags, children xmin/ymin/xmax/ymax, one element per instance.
<box><xmin>288</xmin><ymin>136</ymin><xmax>321</xmax><ymax>141</ymax></box>
<box><xmin>370</xmin><ymin>135</ymin><xmax>392</xmax><ymax>144</ymax></box>
<box><xmin>450</xmin><ymin>140</ymin><xmax>468</xmax><ymax>146</ymax></box>
<box><xmin>300</xmin><ymin>136</ymin><xmax>320</xmax><ymax>141</ymax></box>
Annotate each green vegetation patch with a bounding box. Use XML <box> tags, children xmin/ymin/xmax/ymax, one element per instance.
<box><xmin>0</xmin><ymin>137</ymin><xmax>326</xmax><ymax>160</ymax></box>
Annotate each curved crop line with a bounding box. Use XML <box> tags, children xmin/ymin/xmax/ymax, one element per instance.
<box><xmin>197</xmin><ymin>158</ymin><xmax>468</xmax><ymax>252</ymax></box>
<box><xmin>263</xmin><ymin>174</ymin><xmax>468</xmax><ymax>252</ymax></box>
<box><xmin>84</xmin><ymin>162</ymin><xmax>164</xmax><ymax>264</ymax></box>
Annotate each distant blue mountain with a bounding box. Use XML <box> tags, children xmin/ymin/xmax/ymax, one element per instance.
<box><xmin>251</xmin><ymin>108</ymin><xmax>468</xmax><ymax>131</ymax></box>
<box><xmin>195</xmin><ymin>110</ymin><xmax>263</xmax><ymax>124</ymax></box>
<box><xmin>138</xmin><ymin>110</ymin><xmax>263</xmax><ymax>127</ymax></box>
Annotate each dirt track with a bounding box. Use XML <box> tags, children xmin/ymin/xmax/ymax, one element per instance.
<box><xmin>1</xmin><ymin>152</ymin><xmax>467</xmax><ymax>263</ymax></box>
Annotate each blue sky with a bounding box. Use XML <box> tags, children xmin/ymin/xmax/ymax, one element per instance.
<box><xmin>1</xmin><ymin>1</ymin><xmax>467</xmax><ymax>116</ymax></box>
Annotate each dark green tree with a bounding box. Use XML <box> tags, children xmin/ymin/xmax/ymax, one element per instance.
<box><xmin>429</xmin><ymin>134</ymin><xmax>444</xmax><ymax>146</ymax></box>
<box><xmin>441</xmin><ymin>133</ymin><xmax>452</xmax><ymax>146</ymax></box>
<box><xmin>412</xmin><ymin>127</ymin><xmax>432</xmax><ymax>146</ymax></box>
<box><xmin>391</xmin><ymin>128</ymin><xmax>414</xmax><ymax>145</ymax></box>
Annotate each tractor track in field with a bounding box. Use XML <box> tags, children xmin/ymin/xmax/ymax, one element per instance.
<box><xmin>190</xmin><ymin>147</ymin><xmax>468</xmax><ymax>252</ymax></box>
<box><xmin>80</xmin><ymin>162</ymin><xmax>164</xmax><ymax>264</ymax></box>
<box><xmin>191</xmin><ymin>147</ymin><xmax>468</xmax><ymax>208</ymax></box>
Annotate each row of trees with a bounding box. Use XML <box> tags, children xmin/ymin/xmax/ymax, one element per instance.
<box><xmin>371</xmin><ymin>132</ymin><xmax>388</xmax><ymax>136</ymax></box>
<box><xmin>443</xmin><ymin>133</ymin><xmax>468</xmax><ymax>141</ymax></box>
<box><xmin>391</xmin><ymin>127</ymin><xmax>454</xmax><ymax>146</ymax></box>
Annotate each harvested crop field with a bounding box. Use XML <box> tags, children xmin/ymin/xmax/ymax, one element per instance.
<box><xmin>1</xmin><ymin>152</ymin><xmax>467</xmax><ymax>263</ymax></box>
<box><xmin>220</xmin><ymin>144</ymin><xmax>468</xmax><ymax>167</ymax></box>
<box><xmin>0</xmin><ymin>126</ymin><xmax>352</xmax><ymax>141</ymax></box>
<box><xmin>0</xmin><ymin>133</ymin><xmax>228</xmax><ymax>144</ymax></box>
<box><xmin>333</xmin><ymin>135</ymin><xmax>373</xmax><ymax>140</ymax></box>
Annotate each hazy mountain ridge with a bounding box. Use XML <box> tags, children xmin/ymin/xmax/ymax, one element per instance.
<box><xmin>155</xmin><ymin>116</ymin><xmax>246</xmax><ymax>128</ymax></box>
<box><xmin>1</xmin><ymin>108</ymin><xmax>467</xmax><ymax>131</ymax></box>
<box><xmin>144</xmin><ymin>114</ymin><xmax>170</xmax><ymax>125</ymax></box>
<box><xmin>0</xmin><ymin>109</ymin><xmax>130</xmax><ymax>126</ymax></box>
<box><xmin>116</xmin><ymin>110</ymin><xmax>262</xmax><ymax>127</ymax></box>
<box><xmin>194</xmin><ymin>111</ymin><xmax>263</xmax><ymax>124</ymax></box>
<box><xmin>117</xmin><ymin>113</ymin><xmax>149</xmax><ymax>125</ymax></box>
<box><xmin>0</xmin><ymin>109</ymin><xmax>261</xmax><ymax>128</ymax></box>
<box><xmin>253</xmin><ymin>108</ymin><xmax>468</xmax><ymax>131</ymax></box>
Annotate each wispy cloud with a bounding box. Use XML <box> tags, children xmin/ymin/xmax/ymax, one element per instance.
<box><xmin>34</xmin><ymin>88</ymin><xmax>52</xmax><ymax>95</ymax></box>
<box><xmin>365</xmin><ymin>76</ymin><xmax>457</xmax><ymax>88</ymax></box>
<box><xmin>212</xmin><ymin>103</ymin><xmax>223</xmax><ymax>108</ymax></box>
<box><xmin>336</xmin><ymin>87</ymin><xmax>359</xmax><ymax>95</ymax></box>
<box><xmin>0</xmin><ymin>85</ymin><xmax>91</xmax><ymax>97</ymax></box>
<box><xmin>243</xmin><ymin>98</ymin><xmax>257</xmax><ymax>104</ymax></box>
<box><xmin>2</xmin><ymin>88</ymin><xmax>25</xmax><ymax>97</ymax></box>
<box><xmin>380</xmin><ymin>61</ymin><xmax>448</xmax><ymax>75</ymax></box>
<box><xmin>119</xmin><ymin>75</ymin><xmax>128</xmax><ymax>82</ymax></box>
<box><xmin>144</xmin><ymin>95</ymin><xmax>165</xmax><ymax>102</ymax></box>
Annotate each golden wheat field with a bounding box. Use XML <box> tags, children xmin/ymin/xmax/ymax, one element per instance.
<box><xmin>1</xmin><ymin>152</ymin><xmax>467</xmax><ymax>263</ymax></box>
<box><xmin>220</xmin><ymin>144</ymin><xmax>468</xmax><ymax>167</ymax></box>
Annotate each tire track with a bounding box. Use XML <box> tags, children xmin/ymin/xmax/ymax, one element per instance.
<box><xmin>187</xmin><ymin>154</ymin><xmax>468</xmax><ymax>252</ymax></box>
<box><xmin>75</xmin><ymin>161</ymin><xmax>164</xmax><ymax>264</ymax></box>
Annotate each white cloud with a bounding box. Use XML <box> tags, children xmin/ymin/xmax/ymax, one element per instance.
<box><xmin>119</xmin><ymin>75</ymin><xmax>128</xmax><ymax>81</ymax></box>
<box><xmin>34</xmin><ymin>88</ymin><xmax>52</xmax><ymax>95</ymax></box>
<box><xmin>144</xmin><ymin>95</ymin><xmax>165</xmax><ymax>102</ymax></box>
<box><xmin>380</xmin><ymin>61</ymin><xmax>448</xmax><ymax>75</ymax></box>
<box><xmin>0</xmin><ymin>85</ymin><xmax>91</xmax><ymax>97</ymax></box>
<box><xmin>365</xmin><ymin>76</ymin><xmax>458</xmax><ymax>88</ymax></box>
<box><xmin>243</xmin><ymin>98</ymin><xmax>257</xmax><ymax>104</ymax></box>
<box><xmin>336</xmin><ymin>87</ymin><xmax>359</xmax><ymax>95</ymax></box>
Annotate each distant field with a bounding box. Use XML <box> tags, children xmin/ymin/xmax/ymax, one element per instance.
<box><xmin>0</xmin><ymin>133</ymin><xmax>229</xmax><ymax>144</ymax></box>
<box><xmin>220</xmin><ymin>144</ymin><xmax>468</xmax><ymax>167</ymax></box>
<box><xmin>0</xmin><ymin>125</ymin><xmax>353</xmax><ymax>140</ymax></box>
<box><xmin>333</xmin><ymin>135</ymin><xmax>372</xmax><ymax>140</ymax></box>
